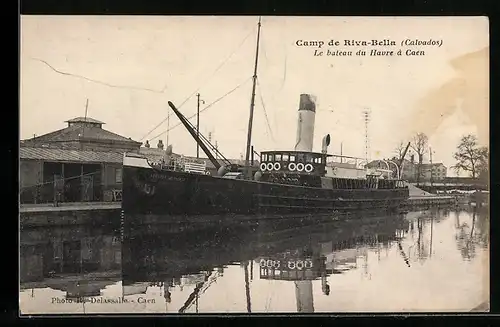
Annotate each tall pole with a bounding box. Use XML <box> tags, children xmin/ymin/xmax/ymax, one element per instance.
<box><xmin>244</xmin><ymin>261</ymin><xmax>252</xmax><ymax>313</ymax></box>
<box><xmin>429</xmin><ymin>213</ymin><xmax>434</xmax><ymax>258</ymax></box>
<box><xmin>166</xmin><ymin>110</ymin><xmax>170</xmax><ymax>147</ymax></box>
<box><xmin>250</xmin><ymin>259</ymin><xmax>253</xmax><ymax>280</ymax></box>
<box><xmin>429</xmin><ymin>147</ymin><xmax>433</xmax><ymax>187</ymax></box>
<box><xmin>340</xmin><ymin>142</ymin><xmax>343</xmax><ymax>163</ymax></box>
<box><xmin>81</xmin><ymin>98</ymin><xmax>89</xmax><ymax>149</ymax></box>
<box><xmin>84</xmin><ymin>98</ymin><xmax>89</xmax><ymax>119</ymax></box>
<box><xmin>244</xmin><ymin>17</ymin><xmax>262</xmax><ymax>179</ymax></box>
<box><xmin>196</xmin><ymin>93</ymin><xmax>204</xmax><ymax>158</ymax></box>
<box><xmin>363</xmin><ymin>110</ymin><xmax>370</xmax><ymax>163</ymax></box>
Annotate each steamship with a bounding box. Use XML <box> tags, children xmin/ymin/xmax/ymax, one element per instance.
<box><xmin>122</xmin><ymin>18</ymin><xmax>409</xmax><ymax>222</ymax></box>
<box><xmin>121</xmin><ymin>213</ymin><xmax>409</xmax><ymax>313</ymax></box>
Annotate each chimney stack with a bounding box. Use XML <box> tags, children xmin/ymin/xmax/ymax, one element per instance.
<box><xmin>321</xmin><ymin>134</ymin><xmax>331</xmax><ymax>154</ymax></box>
<box><xmin>157</xmin><ymin>140</ymin><xmax>164</xmax><ymax>150</ymax></box>
<box><xmin>165</xmin><ymin>144</ymin><xmax>173</xmax><ymax>155</ymax></box>
<box><xmin>294</xmin><ymin>94</ymin><xmax>317</xmax><ymax>152</ymax></box>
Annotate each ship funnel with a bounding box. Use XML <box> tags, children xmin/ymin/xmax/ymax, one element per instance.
<box><xmin>321</xmin><ymin>134</ymin><xmax>331</xmax><ymax>154</ymax></box>
<box><xmin>294</xmin><ymin>94</ymin><xmax>317</xmax><ymax>152</ymax></box>
<box><xmin>165</xmin><ymin>144</ymin><xmax>173</xmax><ymax>155</ymax></box>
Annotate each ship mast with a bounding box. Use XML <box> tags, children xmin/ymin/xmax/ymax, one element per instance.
<box><xmin>244</xmin><ymin>16</ymin><xmax>262</xmax><ymax>179</ymax></box>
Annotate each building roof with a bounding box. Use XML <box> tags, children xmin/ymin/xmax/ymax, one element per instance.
<box><xmin>23</xmin><ymin>123</ymin><xmax>141</xmax><ymax>145</ymax></box>
<box><xmin>20</xmin><ymin>147</ymin><xmax>123</xmax><ymax>164</ymax></box>
<box><xmin>65</xmin><ymin>117</ymin><xmax>105</xmax><ymax>125</ymax></box>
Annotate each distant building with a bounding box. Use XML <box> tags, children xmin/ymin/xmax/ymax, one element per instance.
<box><xmin>21</xmin><ymin>117</ymin><xmax>142</xmax><ymax>153</ymax></box>
<box><xmin>20</xmin><ymin>116</ymin><xmax>264</xmax><ymax>204</ymax></box>
<box><xmin>366</xmin><ymin>158</ymin><xmax>447</xmax><ymax>182</ymax></box>
<box><xmin>20</xmin><ymin>117</ymin><xmax>142</xmax><ymax>204</ymax></box>
<box><xmin>420</xmin><ymin>163</ymin><xmax>447</xmax><ymax>181</ymax></box>
<box><xmin>400</xmin><ymin>158</ymin><xmax>417</xmax><ymax>181</ymax></box>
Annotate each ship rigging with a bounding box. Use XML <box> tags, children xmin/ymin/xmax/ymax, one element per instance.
<box><xmin>141</xmin><ymin>18</ymin><xmax>274</xmax><ymax>167</ymax></box>
<box><xmin>244</xmin><ymin>16</ymin><xmax>262</xmax><ymax>179</ymax></box>
<box><xmin>165</xmin><ymin>17</ymin><xmax>265</xmax><ymax>179</ymax></box>
<box><xmin>121</xmin><ymin>17</ymin><xmax>410</xmax><ymax>220</ymax></box>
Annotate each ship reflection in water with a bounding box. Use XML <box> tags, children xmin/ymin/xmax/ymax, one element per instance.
<box><xmin>19</xmin><ymin>207</ymin><xmax>489</xmax><ymax>314</ymax></box>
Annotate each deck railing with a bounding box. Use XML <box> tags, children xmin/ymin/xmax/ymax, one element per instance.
<box><xmin>150</xmin><ymin>156</ymin><xmax>208</xmax><ymax>175</ymax></box>
<box><xmin>184</xmin><ymin>161</ymin><xmax>208</xmax><ymax>174</ymax></box>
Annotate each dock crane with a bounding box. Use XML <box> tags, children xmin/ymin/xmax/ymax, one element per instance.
<box><xmin>398</xmin><ymin>142</ymin><xmax>411</xmax><ymax>168</ymax></box>
<box><xmin>168</xmin><ymin>101</ymin><xmax>250</xmax><ymax>176</ymax></box>
<box><xmin>398</xmin><ymin>142</ymin><xmax>411</xmax><ymax>179</ymax></box>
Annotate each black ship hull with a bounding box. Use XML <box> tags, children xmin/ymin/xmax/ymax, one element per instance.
<box><xmin>122</xmin><ymin>164</ymin><xmax>409</xmax><ymax>224</ymax></box>
<box><xmin>121</xmin><ymin>212</ymin><xmax>409</xmax><ymax>283</ymax></box>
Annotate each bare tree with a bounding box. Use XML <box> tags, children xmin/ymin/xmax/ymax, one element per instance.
<box><xmin>394</xmin><ymin>141</ymin><xmax>407</xmax><ymax>162</ymax></box>
<box><xmin>477</xmin><ymin>152</ymin><xmax>489</xmax><ymax>185</ymax></box>
<box><xmin>410</xmin><ymin>133</ymin><xmax>429</xmax><ymax>184</ymax></box>
<box><xmin>453</xmin><ymin>134</ymin><xmax>488</xmax><ymax>179</ymax></box>
<box><xmin>392</xmin><ymin>141</ymin><xmax>411</xmax><ymax>179</ymax></box>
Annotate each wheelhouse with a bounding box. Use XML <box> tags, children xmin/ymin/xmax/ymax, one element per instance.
<box><xmin>259</xmin><ymin>151</ymin><xmax>328</xmax><ymax>175</ymax></box>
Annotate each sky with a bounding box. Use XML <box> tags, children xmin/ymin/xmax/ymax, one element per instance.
<box><xmin>20</xmin><ymin>16</ymin><xmax>489</xmax><ymax>175</ymax></box>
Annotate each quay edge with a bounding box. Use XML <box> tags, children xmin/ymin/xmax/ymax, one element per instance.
<box><xmin>403</xmin><ymin>195</ymin><xmax>457</xmax><ymax>210</ymax></box>
<box><xmin>19</xmin><ymin>195</ymin><xmax>474</xmax><ymax>228</ymax></box>
<box><xmin>20</xmin><ymin>202</ymin><xmax>121</xmax><ymax>228</ymax></box>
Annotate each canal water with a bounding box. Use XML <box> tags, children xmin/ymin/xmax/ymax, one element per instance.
<box><xmin>19</xmin><ymin>207</ymin><xmax>489</xmax><ymax>314</ymax></box>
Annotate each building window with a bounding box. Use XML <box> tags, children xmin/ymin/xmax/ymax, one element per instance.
<box><xmin>115</xmin><ymin>168</ymin><xmax>122</xmax><ymax>184</ymax></box>
<box><xmin>282</xmin><ymin>154</ymin><xmax>289</xmax><ymax>161</ymax></box>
